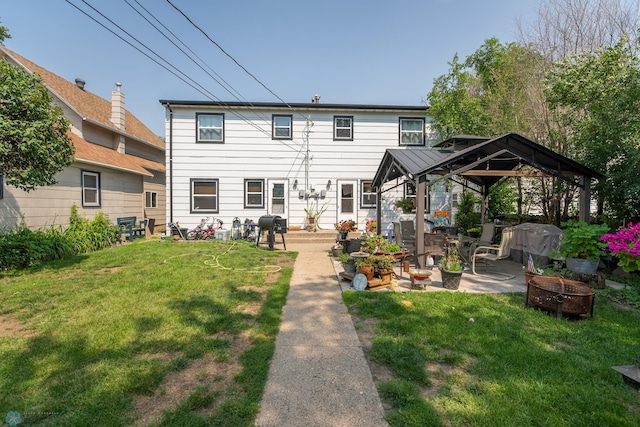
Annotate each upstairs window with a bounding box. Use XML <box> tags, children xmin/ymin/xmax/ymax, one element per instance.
<box><xmin>197</xmin><ymin>113</ymin><xmax>224</xmax><ymax>143</ymax></box>
<box><xmin>334</xmin><ymin>116</ymin><xmax>353</xmax><ymax>140</ymax></box>
<box><xmin>272</xmin><ymin>115</ymin><xmax>292</xmax><ymax>139</ymax></box>
<box><xmin>399</xmin><ymin>118</ymin><xmax>425</xmax><ymax>146</ymax></box>
<box><xmin>82</xmin><ymin>170</ymin><xmax>101</xmax><ymax>207</ymax></box>
<box><xmin>245</xmin><ymin>179</ymin><xmax>265</xmax><ymax>208</ymax></box>
<box><xmin>191</xmin><ymin>179</ymin><xmax>218</xmax><ymax>213</ymax></box>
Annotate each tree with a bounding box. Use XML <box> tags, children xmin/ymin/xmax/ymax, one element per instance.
<box><xmin>0</xmin><ymin>25</ymin><xmax>74</xmax><ymax>192</ymax></box>
<box><xmin>517</xmin><ymin>0</ymin><xmax>640</xmax><ymax>61</ymax></box>
<box><xmin>545</xmin><ymin>38</ymin><xmax>640</xmax><ymax>220</ymax></box>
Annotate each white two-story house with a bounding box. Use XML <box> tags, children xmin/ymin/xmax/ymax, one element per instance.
<box><xmin>159</xmin><ymin>99</ymin><xmax>445</xmax><ymax>233</ymax></box>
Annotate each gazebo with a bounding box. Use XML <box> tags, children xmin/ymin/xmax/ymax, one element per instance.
<box><xmin>371</xmin><ymin>133</ymin><xmax>604</xmax><ymax>266</ymax></box>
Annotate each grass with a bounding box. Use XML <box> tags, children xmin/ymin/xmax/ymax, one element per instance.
<box><xmin>344</xmin><ymin>289</ymin><xmax>640</xmax><ymax>427</ymax></box>
<box><xmin>0</xmin><ymin>239</ymin><xmax>295</xmax><ymax>426</ymax></box>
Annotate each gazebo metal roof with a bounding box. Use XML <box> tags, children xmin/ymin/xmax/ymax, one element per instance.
<box><xmin>372</xmin><ymin>133</ymin><xmax>604</xmax><ymax>190</ymax></box>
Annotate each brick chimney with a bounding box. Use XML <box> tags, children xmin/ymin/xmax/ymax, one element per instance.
<box><xmin>111</xmin><ymin>82</ymin><xmax>126</xmax><ymax>153</ymax></box>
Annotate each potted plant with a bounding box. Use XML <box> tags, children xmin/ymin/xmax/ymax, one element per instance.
<box><xmin>394</xmin><ymin>197</ymin><xmax>415</xmax><ymax>213</ymax></box>
<box><xmin>467</xmin><ymin>227</ymin><xmax>482</xmax><ymax>238</ymax></box>
<box><xmin>361</xmin><ymin>234</ymin><xmax>388</xmax><ymax>254</ymax></box>
<box><xmin>601</xmin><ymin>221</ymin><xmax>640</xmax><ymax>274</ymax></box>
<box><xmin>331</xmin><ymin>242</ymin><xmax>344</xmax><ymax>257</ymax></box>
<box><xmin>354</xmin><ymin>256</ymin><xmax>375</xmax><ymax>281</ymax></box>
<box><xmin>454</xmin><ymin>191</ymin><xmax>481</xmax><ymax>234</ymax></box>
<box><xmin>557</xmin><ymin>220</ymin><xmax>610</xmax><ymax>274</ymax></box>
<box><xmin>304</xmin><ymin>201</ymin><xmax>329</xmax><ymax>232</ymax></box>
<box><xmin>440</xmin><ymin>246</ymin><xmax>463</xmax><ymax>290</ymax></box>
<box><xmin>370</xmin><ymin>254</ymin><xmax>396</xmax><ymax>284</ymax></box>
<box><xmin>338</xmin><ymin>252</ymin><xmax>356</xmax><ymax>275</ymax></box>
<box><xmin>334</xmin><ymin>219</ymin><xmax>357</xmax><ymax>240</ymax></box>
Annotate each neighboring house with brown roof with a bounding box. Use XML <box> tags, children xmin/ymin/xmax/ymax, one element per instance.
<box><xmin>0</xmin><ymin>47</ymin><xmax>165</xmax><ymax>232</ymax></box>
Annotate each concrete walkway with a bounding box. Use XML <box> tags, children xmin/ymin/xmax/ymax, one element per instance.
<box><xmin>255</xmin><ymin>242</ymin><xmax>387</xmax><ymax>427</ymax></box>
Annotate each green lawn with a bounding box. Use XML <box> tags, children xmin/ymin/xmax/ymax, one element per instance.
<box><xmin>0</xmin><ymin>240</ymin><xmax>295</xmax><ymax>426</ymax></box>
<box><xmin>344</xmin><ymin>289</ymin><xmax>640</xmax><ymax>427</ymax></box>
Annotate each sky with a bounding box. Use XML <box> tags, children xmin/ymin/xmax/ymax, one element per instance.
<box><xmin>2</xmin><ymin>0</ymin><xmax>539</xmax><ymax>137</ymax></box>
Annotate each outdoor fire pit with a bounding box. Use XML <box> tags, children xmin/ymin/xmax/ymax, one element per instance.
<box><xmin>526</xmin><ymin>276</ymin><xmax>594</xmax><ymax>319</ymax></box>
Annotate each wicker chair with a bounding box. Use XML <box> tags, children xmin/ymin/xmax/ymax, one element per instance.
<box><xmin>471</xmin><ymin>226</ymin><xmax>515</xmax><ymax>279</ymax></box>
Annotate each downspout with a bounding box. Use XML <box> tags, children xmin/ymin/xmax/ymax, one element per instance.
<box><xmin>167</xmin><ymin>103</ymin><xmax>174</xmax><ymax>224</ymax></box>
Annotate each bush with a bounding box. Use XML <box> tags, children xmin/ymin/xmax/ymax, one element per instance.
<box><xmin>0</xmin><ymin>206</ymin><xmax>121</xmax><ymax>271</ymax></box>
<box><xmin>64</xmin><ymin>207</ymin><xmax>121</xmax><ymax>254</ymax></box>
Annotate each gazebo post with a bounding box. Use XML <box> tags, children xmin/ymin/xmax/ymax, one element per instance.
<box><xmin>416</xmin><ymin>177</ymin><xmax>426</xmax><ymax>267</ymax></box>
<box><xmin>376</xmin><ymin>187</ymin><xmax>383</xmax><ymax>234</ymax></box>
<box><xmin>579</xmin><ymin>176</ymin><xmax>592</xmax><ymax>223</ymax></box>
<box><xmin>481</xmin><ymin>184</ymin><xmax>489</xmax><ymax>224</ymax></box>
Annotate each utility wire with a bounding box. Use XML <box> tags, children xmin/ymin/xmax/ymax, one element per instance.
<box><xmin>126</xmin><ymin>0</ymin><xmax>302</xmax><ymax>151</ymax></box>
<box><xmin>66</xmin><ymin>0</ymin><xmax>306</xmax><ymax>155</ymax></box>
<box><xmin>165</xmin><ymin>0</ymin><xmax>311</xmax><ymax>124</ymax></box>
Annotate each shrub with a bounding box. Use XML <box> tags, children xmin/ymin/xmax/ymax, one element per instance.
<box><xmin>0</xmin><ymin>206</ymin><xmax>121</xmax><ymax>271</ymax></box>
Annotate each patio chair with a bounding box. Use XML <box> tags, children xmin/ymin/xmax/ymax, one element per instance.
<box><xmin>459</xmin><ymin>222</ymin><xmax>496</xmax><ymax>262</ymax></box>
<box><xmin>471</xmin><ymin>226</ymin><xmax>515</xmax><ymax>280</ymax></box>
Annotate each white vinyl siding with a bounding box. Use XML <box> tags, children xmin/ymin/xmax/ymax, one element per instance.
<box><xmin>165</xmin><ymin>105</ymin><xmax>434</xmax><ymax>231</ymax></box>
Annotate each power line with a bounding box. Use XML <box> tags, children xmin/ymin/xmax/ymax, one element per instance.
<box><xmin>65</xmin><ymin>0</ymin><xmax>307</xmax><ymax>154</ymax></box>
<box><xmin>165</xmin><ymin>0</ymin><xmax>311</xmax><ymax>123</ymax></box>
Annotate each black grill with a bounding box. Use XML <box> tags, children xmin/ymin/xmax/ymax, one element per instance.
<box><xmin>256</xmin><ymin>215</ymin><xmax>287</xmax><ymax>250</ymax></box>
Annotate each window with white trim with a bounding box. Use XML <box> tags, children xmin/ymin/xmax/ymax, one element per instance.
<box><xmin>399</xmin><ymin>118</ymin><xmax>425</xmax><ymax>146</ymax></box>
<box><xmin>145</xmin><ymin>191</ymin><xmax>157</xmax><ymax>208</ymax></box>
<box><xmin>197</xmin><ymin>113</ymin><xmax>224</xmax><ymax>143</ymax></box>
<box><xmin>272</xmin><ymin>115</ymin><xmax>292</xmax><ymax>139</ymax></box>
<box><xmin>334</xmin><ymin>116</ymin><xmax>353</xmax><ymax>140</ymax></box>
<box><xmin>361</xmin><ymin>180</ymin><xmax>376</xmax><ymax>208</ymax></box>
<box><xmin>191</xmin><ymin>179</ymin><xmax>218</xmax><ymax>213</ymax></box>
<box><xmin>405</xmin><ymin>181</ymin><xmax>429</xmax><ymax>212</ymax></box>
<box><xmin>245</xmin><ymin>179</ymin><xmax>264</xmax><ymax>208</ymax></box>
<box><xmin>82</xmin><ymin>170</ymin><xmax>100</xmax><ymax>207</ymax></box>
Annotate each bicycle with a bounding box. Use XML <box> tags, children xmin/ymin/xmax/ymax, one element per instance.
<box><xmin>200</xmin><ymin>217</ymin><xmax>224</xmax><ymax>239</ymax></box>
<box><xmin>187</xmin><ymin>217</ymin><xmax>224</xmax><ymax>240</ymax></box>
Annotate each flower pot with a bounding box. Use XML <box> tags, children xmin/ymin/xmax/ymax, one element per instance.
<box><xmin>343</xmin><ymin>261</ymin><xmax>356</xmax><ymax>275</ymax></box>
<box><xmin>331</xmin><ymin>247</ymin><xmax>343</xmax><ymax>257</ymax></box>
<box><xmin>377</xmin><ymin>269</ymin><xmax>394</xmax><ymax>284</ymax></box>
<box><xmin>360</xmin><ymin>264</ymin><xmax>375</xmax><ymax>281</ymax></box>
<box><xmin>337</xmin><ymin>230</ymin><xmax>348</xmax><ymax>240</ymax></box>
<box><xmin>441</xmin><ymin>269</ymin><xmax>462</xmax><ymax>290</ymax></box>
<box><xmin>566</xmin><ymin>257</ymin><xmax>599</xmax><ymax>275</ymax></box>
<box><xmin>524</xmin><ymin>272</ymin><xmax>539</xmax><ymax>285</ymax></box>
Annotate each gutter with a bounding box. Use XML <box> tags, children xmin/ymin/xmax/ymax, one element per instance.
<box><xmin>167</xmin><ymin>103</ymin><xmax>173</xmax><ymax>224</ymax></box>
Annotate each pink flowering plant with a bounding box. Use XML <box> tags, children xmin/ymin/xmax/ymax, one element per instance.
<box><xmin>601</xmin><ymin>222</ymin><xmax>640</xmax><ymax>273</ymax></box>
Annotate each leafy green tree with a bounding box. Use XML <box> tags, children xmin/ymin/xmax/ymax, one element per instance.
<box><xmin>0</xmin><ymin>23</ymin><xmax>74</xmax><ymax>192</ymax></box>
<box><xmin>545</xmin><ymin>38</ymin><xmax>640</xmax><ymax>219</ymax></box>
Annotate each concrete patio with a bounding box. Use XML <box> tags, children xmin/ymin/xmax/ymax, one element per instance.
<box><xmin>333</xmin><ymin>257</ymin><xmax>531</xmax><ymax>294</ymax></box>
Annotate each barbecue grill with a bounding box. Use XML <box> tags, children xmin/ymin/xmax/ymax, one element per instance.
<box><xmin>256</xmin><ymin>215</ymin><xmax>287</xmax><ymax>250</ymax></box>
